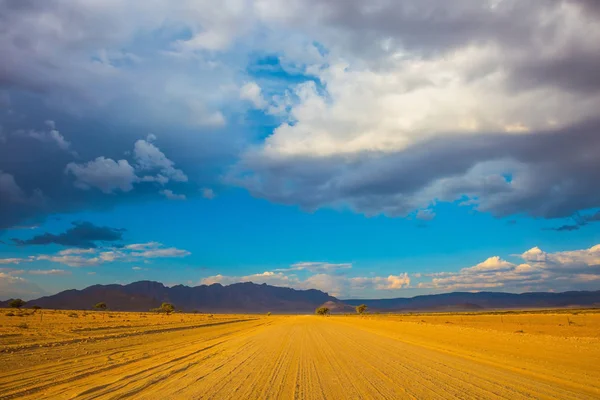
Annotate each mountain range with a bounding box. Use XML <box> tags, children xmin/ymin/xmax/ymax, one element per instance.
<box><xmin>1</xmin><ymin>281</ymin><xmax>599</xmax><ymax>313</ymax></box>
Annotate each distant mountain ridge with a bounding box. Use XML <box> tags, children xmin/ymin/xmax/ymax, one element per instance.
<box><xmin>1</xmin><ymin>281</ymin><xmax>599</xmax><ymax>313</ymax></box>
<box><xmin>343</xmin><ymin>290</ymin><xmax>600</xmax><ymax>311</ymax></box>
<box><xmin>0</xmin><ymin>281</ymin><xmax>339</xmax><ymax>313</ymax></box>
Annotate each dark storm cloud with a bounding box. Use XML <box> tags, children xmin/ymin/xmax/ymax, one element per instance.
<box><xmin>307</xmin><ymin>0</ymin><xmax>553</xmax><ymax>56</ymax></box>
<box><xmin>2</xmin><ymin>0</ymin><xmax>600</xmax><ymax>228</ymax></box>
<box><xmin>229</xmin><ymin>118</ymin><xmax>600</xmax><ymax>219</ymax></box>
<box><xmin>11</xmin><ymin>221</ymin><xmax>125</xmax><ymax>248</ymax></box>
<box><xmin>293</xmin><ymin>0</ymin><xmax>600</xmax><ymax>98</ymax></box>
<box><xmin>545</xmin><ymin>211</ymin><xmax>600</xmax><ymax>232</ymax></box>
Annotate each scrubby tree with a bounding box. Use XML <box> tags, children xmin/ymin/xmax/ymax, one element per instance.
<box><xmin>355</xmin><ymin>304</ymin><xmax>368</xmax><ymax>315</ymax></box>
<box><xmin>315</xmin><ymin>307</ymin><xmax>330</xmax><ymax>316</ymax></box>
<box><xmin>267</xmin><ymin>312</ymin><xmax>272</xmax><ymax>316</ymax></box>
<box><xmin>160</xmin><ymin>302</ymin><xmax>175</xmax><ymax>315</ymax></box>
<box><xmin>9</xmin><ymin>299</ymin><xmax>26</xmax><ymax>309</ymax></box>
<box><xmin>94</xmin><ymin>302</ymin><xmax>107</xmax><ymax>311</ymax></box>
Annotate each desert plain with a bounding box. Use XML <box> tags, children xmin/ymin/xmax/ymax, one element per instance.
<box><xmin>0</xmin><ymin>308</ymin><xmax>599</xmax><ymax>399</ymax></box>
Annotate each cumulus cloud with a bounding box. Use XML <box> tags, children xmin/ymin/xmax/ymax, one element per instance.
<box><xmin>64</xmin><ymin>137</ymin><xmax>189</xmax><ymax>201</ymax></box>
<box><xmin>133</xmin><ymin>139</ymin><xmax>188</xmax><ymax>183</ymax></box>
<box><xmin>227</xmin><ymin>0</ymin><xmax>600</xmax><ymax>220</ymax></box>
<box><xmin>160</xmin><ymin>189</ymin><xmax>186</xmax><ymax>200</ymax></box>
<box><xmin>416</xmin><ymin>243</ymin><xmax>600</xmax><ymax>292</ymax></box>
<box><xmin>240</xmin><ymin>82</ymin><xmax>267</xmax><ymax>109</ymax></box>
<box><xmin>65</xmin><ymin>157</ymin><xmax>136</xmax><ymax>193</ymax></box>
<box><xmin>12</xmin><ymin>221</ymin><xmax>125</xmax><ymax>248</ymax></box>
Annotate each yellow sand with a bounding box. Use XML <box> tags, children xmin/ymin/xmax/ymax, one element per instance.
<box><xmin>1</xmin><ymin>309</ymin><xmax>599</xmax><ymax>399</ymax></box>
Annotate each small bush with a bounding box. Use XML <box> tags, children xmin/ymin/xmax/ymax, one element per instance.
<box><xmin>9</xmin><ymin>299</ymin><xmax>26</xmax><ymax>309</ymax></box>
<box><xmin>355</xmin><ymin>304</ymin><xmax>368</xmax><ymax>315</ymax></box>
<box><xmin>68</xmin><ymin>312</ymin><xmax>79</xmax><ymax>318</ymax></box>
<box><xmin>315</xmin><ymin>307</ymin><xmax>330</xmax><ymax>316</ymax></box>
<box><xmin>17</xmin><ymin>323</ymin><xmax>29</xmax><ymax>329</ymax></box>
<box><xmin>5</xmin><ymin>312</ymin><xmax>15</xmax><ymax>317</ymax></box>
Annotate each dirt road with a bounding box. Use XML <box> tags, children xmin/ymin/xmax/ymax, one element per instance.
<box><xmin>1</xmin><ymin>315</ymin><xmax>599</xmax><ymax>399</ymax></box>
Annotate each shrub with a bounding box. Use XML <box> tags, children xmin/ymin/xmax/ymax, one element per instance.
<box><xmin>68</xmin><ymin>312</ymin><xmax>79</xmax><ymax>318</ymax></box>
<box><xmin>5</xmin><ymin>312</ymin><xmax>15</xmax><ymax>317</ymax></box>
<box><xmin>315</xmin><ymin>307</ymin><xmax>330</xmax><ymax>316</ymax></box>
<box><xmin>355</xmin><ymin>304</ymin><xmax>368</xmax><ymax>315</ymax></box>
<box><xmin>94</xmin><ymin>302</ymin><xmax>107</xmax><ymax>311</ymax></box>
<box><xmin>151</xmin><ymin>302</ymin><xmax>175</xmax><ymax>315</ymax></box>
<box><xmin>9</xmin><ymin>299</ymin><xmax>26</xmax><ymax>309</ymax></box>
<box><xmin>267</xmin><ymin>312</ymin><xmax>272</xmax><ymax>316</ymax></box>
<box><xmin>161</xmin><ymin>303</ymin><xmax>175</xmax><ymax>315</ymax></box>
<box><xmin>17</xmin><ymin>323</ymin><xmax>28</xmax><ymax>329</ymax></box>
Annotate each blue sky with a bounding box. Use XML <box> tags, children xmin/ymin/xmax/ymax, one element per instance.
<box><xmin>1</xmin><ymin>0</ymin><xmax>600</xmax><ymax>299</ymax></box>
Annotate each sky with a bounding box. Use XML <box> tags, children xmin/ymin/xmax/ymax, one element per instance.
<box><xmin>1</xmin><ymin>0</ymin><xmax>600</xmax><ymax>300</ymax></box>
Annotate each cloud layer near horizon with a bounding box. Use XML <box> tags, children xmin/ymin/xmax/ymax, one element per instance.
<box><xmin>3</xmin><ymin>241</ymin><xmax>600</xmax><ymax>299</ymax></box>
<box><xmin>200</xmin><ymin>243</ymin><xmax>600</xmax><ymax>298</ymax></box>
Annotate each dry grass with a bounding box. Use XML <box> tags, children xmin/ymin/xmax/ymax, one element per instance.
<box><xmin>0</xmin><ymin>308</ymin><xmax>599</xmax><ymax>399</ymax></box>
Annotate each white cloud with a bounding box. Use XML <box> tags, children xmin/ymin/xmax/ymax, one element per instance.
<box><xmin>65</xmin><ymin>136</ymin><xmax>189</xmax><ymax>195</ymax></box>
<box><xmin>160</xmin><ymin>189</ymin><xmax>187</xmax><ymax>200</ymax></box>
<box><xmin>240</xmin><ymin>81</ymin><xmax>267</xmax><ymax>109</ymax></box>
<box><xmin>133</xmin><ymin>138</ymin><xmax>188</xmax><ymax>182</ymax></box>
<box><xmin>36</xmin><ymin>254</ymin><xmax>102</xmax><ymax>267</ymax></box>
<box><xmin>0</xmin><ymin>268</ymin><xmax>25</xmax><ymax>275</ymax></box>
<box><xmin>417</xmin><ymin>244</ymin><xmax>600</xmax><ymax>292</ymax></box>
<box><xmin>65</xmin><ymin>157</ymin><xmax>136</xmax><ymax>193</ymax></box>
<box><xmin>0</xmin><ymin>273</ymin><xmax>46</xmax><ymax>300</ymax></box>
<box><xmin>276</xmin><ymin>261</ymin><xmax>352</xmax><ymax>272</ymax></box>
<box><xmin>125</xmin><ymin>242</ymin><xmax>161</xmax><ymax>250</ymax></box>
<box><xmin>28</xmin><ymin>269</ymin><xmax>70</xmax><ymax>275</ymax></box>
<box><xmin>201</xmin><ymin>187</ymin><xmax>216</xmax><ymax>199</ymax></box>
<box><xmin>461</xmin><ymin>256</ymin><xmax>516</xmax><ymax>273</ymax></box>
<box><xmin>58</xmin><ymin>248</ymin><xmax>96</xmax><ymax>256</ymax></box>
<box><xmin>14</xmin><ymin>120</ymin><xmax>73</xmax><ymax>153</ymax></box>
<box><xmin>227</xmin><ymin>2</ymin><xmax>600</xmax><ymax>220</ymax></box>
<box><xmin>133</xmin><ymin>248</ymin><xmax>191</xmax><ymax>258</ymax></box>
<box><xmin>0</xmin><ymin>257</ymin><xmax>32</xmax><ymax>265</ymax></box>
<box><xmin>349</xmin><ymin>274</ymin><xmax>411</xmax><ymax>291</ymax></box>
<box><xmin>34</xmin><ymin>242</ymin><xmax>190</xmax><ymax>267</ymax></box>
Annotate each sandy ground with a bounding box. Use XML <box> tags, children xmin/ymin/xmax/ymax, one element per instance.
<box><xmin>1</xmin><ymin>309</ymin><xmax>599</xmax><ymax>399</ymax></box>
